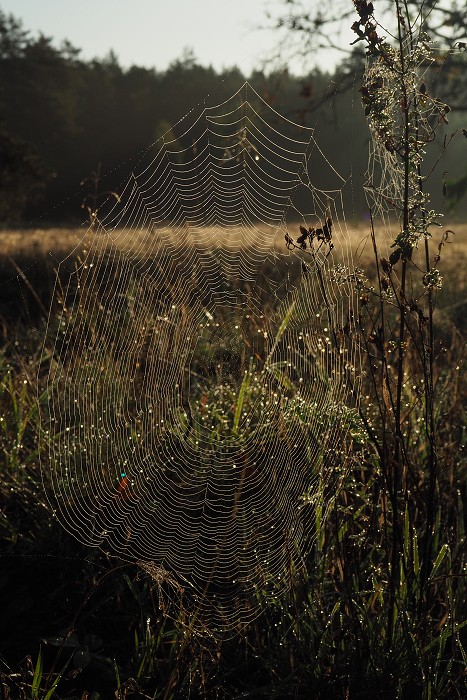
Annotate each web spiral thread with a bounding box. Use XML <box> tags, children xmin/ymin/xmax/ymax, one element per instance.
<box><xmin>43</xmin><ymin>82</ymin><xmax>361</xmax><ymax>631</ymax></box>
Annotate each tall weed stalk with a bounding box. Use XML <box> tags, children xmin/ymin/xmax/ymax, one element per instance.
<box><xmin>347</xmin><ymin>0</ymin><xmax>466</xmax><ymax>691</ymax></box>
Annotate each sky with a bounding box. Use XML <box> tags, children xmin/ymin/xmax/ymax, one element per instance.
<box><xmin>1</xmin><ymin>0</ymin><xmax>343</xmax><ymax>75</ymax></box>
<box><xmin>1</xmin><ymin>0</ymin><xmax>290</xmax><ymax>74</ymax></box>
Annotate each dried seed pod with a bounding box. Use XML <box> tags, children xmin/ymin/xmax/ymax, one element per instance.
<box><xmin>389</xmin><ymin>249</ymin><xmax>401</xmax><ymax>266</ymax></box>
<box><xmin>297</xmin><ymin>226</ymin><xmax>309</xmax><ymax>247</ymax></box>
<box><xmin>380</xmin><ymin>257</ymin><xmax>391</xmax><ymax>273</ymax></box>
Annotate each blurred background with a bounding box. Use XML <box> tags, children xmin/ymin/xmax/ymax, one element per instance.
<box><xmin>1</xmin><ymin>0</ymin><xmax>466</xmax><ymax>225</ymax></box>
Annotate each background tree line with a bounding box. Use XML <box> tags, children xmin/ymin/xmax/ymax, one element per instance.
<box><xmin>0</xmin><ymin>8</ymin><xmax>465</xmax><ymax>224</ymax></box>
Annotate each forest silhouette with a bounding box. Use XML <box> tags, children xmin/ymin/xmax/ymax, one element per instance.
<box><xmin>1</xmin><ymin>9</ymin><xmax>466</xmax><ymax>224</ymax></box>
<box><xmin>0</xmin><ymin>10</ymin><xmax>432</xmax><ymax>222</ymax></box>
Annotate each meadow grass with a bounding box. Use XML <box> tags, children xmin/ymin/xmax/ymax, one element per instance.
<box><xmin>0</xmin><ymin>221</ymin><xmax>466</xmax><ymax>698</ymax></box>
<box><xmin>1</xmin><ymin>220</ymin><xmax>465</xmax><ymax>331</ymax></box>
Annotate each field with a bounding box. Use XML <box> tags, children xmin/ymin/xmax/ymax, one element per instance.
<box><xmin>0</xmin><ymin>222</ymin><xmax>466</xmax><ymax>698</ymax></box>
<box><xmin>1</xmin><ymin>221</ymin><xmax>466</xmax><ymax>329</ymax></box>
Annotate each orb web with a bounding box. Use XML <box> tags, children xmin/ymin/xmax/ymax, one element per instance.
<box><xmin>43</xmin><ymin>82</ymin><xmax>361</xmax><ymax>631</ymax></box>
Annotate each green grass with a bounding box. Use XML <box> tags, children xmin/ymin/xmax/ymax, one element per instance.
<box><xmin>0</xmin><ymin>226</ymin><xmax>466</xmax><ymax>699</ymax></box>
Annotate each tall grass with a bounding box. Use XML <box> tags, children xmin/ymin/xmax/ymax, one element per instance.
<box><xmin>0</xmin><ymin>240</ymin><xmax>465</xmax><ymax>698</ymax></box>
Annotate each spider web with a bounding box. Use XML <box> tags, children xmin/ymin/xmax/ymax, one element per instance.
<box><xmin>42</xmin><ymin>81</ymin><xmax>361</xmax><ymax>631</ymax></box>
<box><xmin>362</xmin><ymin>31</ymin><xmax>453</xmax><ymax>244</ymax></box>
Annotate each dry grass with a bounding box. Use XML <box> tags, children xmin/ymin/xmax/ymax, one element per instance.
<box><xmin>1</xmin><ymin>220</ymin><xmax>466</xmax><ymax>261</ymax></box>
<box><xmin>0</xmin><ymin>221</ymin><xmax>465</xmax><ymax>333</ymax></box>
<box><xmin>2</xmin><ymin>221</ymin><xmax>463</xmax><ymax>339</ymax></box>
<box><xmin>0</xmin><ymin>221</ymin><xmax>465</xmax><ymax>699</ymax></box>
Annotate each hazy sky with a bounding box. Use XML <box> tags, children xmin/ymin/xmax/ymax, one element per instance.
<box><xmin>0</xmin><ymin>0</ymin><xmax>334</xmax><ymax>75</ymax></box>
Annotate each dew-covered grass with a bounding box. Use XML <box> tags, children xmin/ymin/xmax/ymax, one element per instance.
<box><xmin>0</xmin><ymin>223</ymin><xmax>466</xmax><ymax>698</ymax></box>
